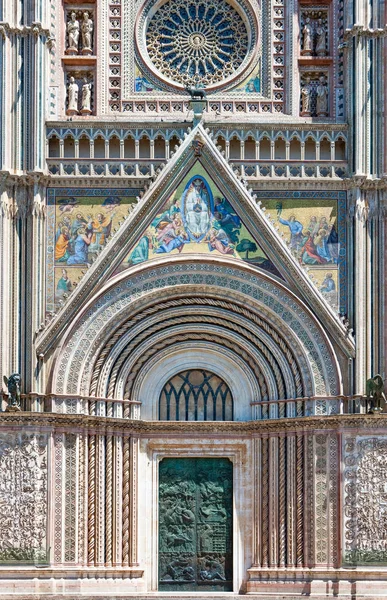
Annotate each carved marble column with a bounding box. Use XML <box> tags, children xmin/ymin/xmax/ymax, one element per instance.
<box><xmin>278</xmin><ymin>434</ymin><xmax>286</xmax><ymax>567</ymax></box>
<box><xmin>87</xmin><ymin>433</ymin><xmax>96</xmax><ymax>565</ymax></box>
<box><xmin>0</xmin><ymin>183</ymin><xmax>14</xmax><ymax>387</ymax></box>
<box><xmin>252</xmin><ymin>436</ymin><xmax>261</xmax><ymax>567</ymax></box>
<box><xmin>286</xmin><ymin>434</ymin><xmax>296</xmax><ymax>566</ymax></box>
<box><xmin>105</xmin><ymin>433</ymin><xmax>113</xmax><ymax>566</ymax></box>
<box><xmin>96</xmin><ymin>433</ymin><xmax>106</xmax><ymax>565</ymax></box>
<box><xmin>113</xmin><ymin>433</ymin><xmax>123</xmax><ymax>566</ymax></box>
<box><xmin>122</xmin><ymin>435</ymin><xmax>130</xmax><ymax>566</ymax></box>
<box><xmin>129</xmin><ymin>436</ymin><xmax>139</xmax><ymax>566</ymax></box>
<box><xmin>351</xmin><ymin>187</ymin><xmax>372</xmax><ymax>392</ymax></box>
<box><xmin>269</xmin><ymin>435</ymin><xmax>279</xmax><ymax>566</ymax></box>
<box><xmin>260</xmin><ymin>435</ymin><xmax>269</xmax><ymax>566</ymax></box>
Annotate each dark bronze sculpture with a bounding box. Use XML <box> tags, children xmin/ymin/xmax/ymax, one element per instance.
<box><xmin>185</xmin><ymin>86</ymin><xmax>206</xmax><ymax>100</ymax></box>
<box><xmin>366</xmin><ymin>374</ymin><xmax>386</xmax><ymax>414</ymax></box>
<box><xmin>3</xmin><ymin>373</ymin><xmax>22</xmax><ymax>411</ymax></box>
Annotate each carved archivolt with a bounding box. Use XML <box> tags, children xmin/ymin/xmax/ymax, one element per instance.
<box><xmin>51</xmin><ymin>261</ymin><xmax>341</xmax><ymax>407</ymax></box>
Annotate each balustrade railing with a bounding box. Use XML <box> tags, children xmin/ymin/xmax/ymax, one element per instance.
<box><xmin>0</xmin><ymin>393</ymin><xmax>372</xmax><ymax>419</ymax></box>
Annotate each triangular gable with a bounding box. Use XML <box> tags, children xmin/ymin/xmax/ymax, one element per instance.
<box><xmin>36</xmin><ymin>124</ymin><xmax>354</xmax><ymax>357</ymax></box>
<box><xmin>118</xmin><ymin>163</ymin><xmax>281</xmax><ymax>279</ymax></box>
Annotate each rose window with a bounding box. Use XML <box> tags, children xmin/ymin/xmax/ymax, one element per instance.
<box><xmin>140</xmin><ymin>0</ymin><xmax>255</xmax><ymax>90</ymax></box>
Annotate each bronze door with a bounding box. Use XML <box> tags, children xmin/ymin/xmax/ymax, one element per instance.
<box><xmin>158</xmin><ymin>457</ymin><xmax>233</xmax><ymax>591</ymax></box>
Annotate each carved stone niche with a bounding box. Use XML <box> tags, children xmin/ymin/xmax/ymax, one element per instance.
<box><xmin>66</xmin><ymin>71</ymin><xmax>94</xmax><ymax>116</ymax></box>
<box><xmin>300</xmin><ymin>70</ymin><xmax>329</xmax><ymax>117</ymax></box>
<box><xmin>300</xmin><ymin>9</ymin><xmax>329</xmax><ymax>57</ymax></box>
<box><xmin>65</xmin><ymin>9</ymin><xmax>94</xmax><ymax>55</ymax></box>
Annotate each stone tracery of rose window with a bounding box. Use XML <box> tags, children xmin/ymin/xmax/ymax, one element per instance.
<box><xmin>137</xmin><ymin>0</ymin><xmax>258</xmax><ymax>91</ymax></box>
<box><xmin>146</xmin><ymin>0</ymin><xmax>249</xmax><ymax>87</ymax></box>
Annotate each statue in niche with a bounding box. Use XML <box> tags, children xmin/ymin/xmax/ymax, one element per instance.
<box><xmin>315</xmin><ymin>19</ymin><xmax>327</xmax><ymax>56</ymax></box>
<box><xmin>366</xmin><ymin>375</ymin><xmax>386</xmax><ymax>414</ymax></box>
<box><xmin>301</xmin><ymin>77</ymin><xmax>312</xmax><ymax>115</ymax></box>
<box><xmin>81</xmin><ymin>11</ymin><xmax>93</xmax><ymax>54</ymax></box>
<box><xmin>66</xmin><ymin>12</ymin><xmax>80</xmax><ymax>54</ymax></box>
<box><xmin>67</xmin><ymin>76</ymin><xmax>79</xmax><ymax>115</ymax></box>
<box><xmin>301</xmin><ymin>17</ymin><xmax>313</xmax><ymax>56</ymax></box>
<box><xmin>316</xmin><ymin>75</ymin><xmax>328</xmax><ymax>116</ymax></box>
<box><xmin>3</xmin><ymin>374</ymin><xmax>21</xmax><ymax>411</ymax></box>
<box><xmin>81</xmin><ymin>79</ymin><xmax>92</xmax><ymax>115</ymax></box>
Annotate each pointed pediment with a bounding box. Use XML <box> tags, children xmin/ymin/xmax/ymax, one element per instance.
<box><xmin>117</xmin><ymin>164</ymin><xmax>281</xmax><ymax>279</ymax></box>
<box><xmin>37</xmin><ymin>124</ymin><xmax>354</xmax><ymax>357</ymax></box>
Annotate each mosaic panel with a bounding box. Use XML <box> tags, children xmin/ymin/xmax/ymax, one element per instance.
<box><xmin>233</xmin><ymin>60</ymin><xmax>261</xmax><ymax>94</ymax></box>
<box><xmin>46</xmin><ymin>188</ymin><xmax>139</xmax><ymax>311</ymax></box>
<box><xmin>256</xmin><ymin>191</ymin><xmax>347</xmax><ymax>313</ymax></box>
<box><xmin>120</xmin><ymin>165</ymin><xmax>279</xmax><ymax>277</ymax></box>
<box><xmin>134</xmin><ymin>63</ymin><xmax>161</xmax><ymax>93</ymax></box>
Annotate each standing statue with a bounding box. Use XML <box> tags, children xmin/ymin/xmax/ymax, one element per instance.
<box><xmin>316</xmin><ymin>75</ymin><xmax>328</xmax><ymax>116</ymax></box>
<box><xmin>301</xmin><ymin>17</ymin><xmax>313</xmax><ymax>56</ymax></box>
<box><xmin>301</xmin><ymin>77</ymin><xmax>312</xmax><ymax>115</ymax></box>
<box><xmin>366</xmin><ymin>375</ymin><xmax>386</xmax><ymax>414</ymax></box>
<box><xmin>315</xmin><ymin>19</ymin><xmax>327</xmax><ymax>56</ymax></box>
<box><xmin>66</xmin><ymin>12</ymin><xmax>80</xmax><ymax>54</ymax></box>
<box><xmin>81</xmin><ymin>79</ymin><xmax>92</xmax><ymax>114</ymax></box>
<box><xmin>3</xmin><ymin>374</ymin><xmax>22</xmax><ymax>411</ymax></box>
<box><xmin>81</xmin><ymin>11</ymin><xmax>93</xmax><ymax>54</ymax></box>
<box><xmin>67</xmin><ymin>76</ymin><xmax>79</xmax><ymax>115</ymax></box>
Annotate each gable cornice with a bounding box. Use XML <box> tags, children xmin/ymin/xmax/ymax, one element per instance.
<box><xmin>36</xmin><ymin>124</ymin><xmax>355</xmax><ymax>357</ymax></box>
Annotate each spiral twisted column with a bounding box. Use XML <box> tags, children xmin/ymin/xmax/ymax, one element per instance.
<box><xmin>269</xmin><ymin>435</ymin><xmax>279</xmax><ymax>566</ymax></box>
<box><xmin>287</xmin><ymin>435</ymin><xmax>296</xmax><ymax>566</ymax></box>
<box><xmin>87</xmin><ymin>434</ymin><xmax>96</xmax><ymax>566</ymax></box>
<box><xmin>113</xmin><ymin>434</ymin><xmax>123</xmax><ymax>566</ymax></box>
<box><xmin>129</xmin><ymin>437</ymin><xmax>139</xmax><ymax>566</ymax></box>
<box><xmin>105</xmin><ymin>434</ymin><xmax>113</xmax><ymax>566</ymax></box>
<box><xmin>122</xmin><ymin>436</ymin><xmax>130</xmax><ymax>566</ymax></box>
<box><xmin>296</xmin><ymin>433</ymin><xmax>304</xmax><ymax>566</ymax></box>
<box><xmin>260</xmin><ymin>435</ymin><xmax>269</xmax><ymax>567</ymax></box>
<box><xmin>96</xmin><ymin>434</ymin><xmax>106</xmax><ymax>566</ymax></box>
<box><xmin>278</xmin><ymin>434</ymin><xmax>287</xmax><ymax>567</ymax></box>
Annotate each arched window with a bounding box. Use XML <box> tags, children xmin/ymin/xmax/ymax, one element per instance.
<box><xmin>159</xmin><ymin>369</ymin><xmax>233</xmax><ymax>421</ymax></box>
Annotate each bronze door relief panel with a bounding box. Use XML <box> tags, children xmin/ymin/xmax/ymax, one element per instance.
<box><xmin>158</xmin><ymin>457</ymin><xmax>233</xmax><ymax>591</ymax></box>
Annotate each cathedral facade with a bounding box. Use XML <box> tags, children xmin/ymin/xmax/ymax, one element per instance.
<box><xmin>0</xmin><ymin>0</ymin><xmax>386</xmax><ymax>597</ymax></box>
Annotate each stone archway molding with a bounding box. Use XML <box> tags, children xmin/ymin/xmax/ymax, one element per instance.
<box><xmin>49</xmin><ymin>256</ymin><xmax>344</xmax><ymax>404</ymax></box>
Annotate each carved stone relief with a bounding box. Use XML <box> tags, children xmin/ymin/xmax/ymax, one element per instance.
<box><xmin>0</xmin><ymin>433</ymin><xmax>48</xmax><ymax>563</ymax></box>
<box><xmin>64</xmin><ymin>434</ymin><xmax>77</xmax><ymax>563</ymax></box>
<box><xmin>344</xmin><ymin>436</ymin><xmax>387</xmax><ymax>564</ymax></box>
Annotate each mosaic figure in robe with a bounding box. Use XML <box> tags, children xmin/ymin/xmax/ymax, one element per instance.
<box><xmin>185</xmin><ymin>179</ymin><xmax>210</xmax><ymax>239</ymax></box>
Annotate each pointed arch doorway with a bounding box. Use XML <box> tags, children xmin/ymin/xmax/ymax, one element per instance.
<box><xmin>158</xmin><ymin>457</ymin><xmax>233</xmax><ymax>592</ymax></box>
